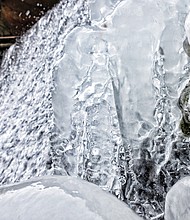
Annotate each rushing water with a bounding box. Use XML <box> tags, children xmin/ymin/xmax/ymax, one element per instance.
<box><xmin>1</xmin><ymin>0</ymin><xmax>190</xmax><ymax>219</ymax></box>
<box><xmin>0</xmin><ymin>0</ymin><xmax>90</xmax><ymax>181</ymax></box>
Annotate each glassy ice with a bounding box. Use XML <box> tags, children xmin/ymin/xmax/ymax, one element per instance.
<box><xmin>1</xmin><ymin>0</ymin><xmax>190</xmax><ymax>219</ymax></box>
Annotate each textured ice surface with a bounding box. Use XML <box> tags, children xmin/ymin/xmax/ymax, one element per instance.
<box><xmin>185</xmin><ymin>12</ymin><xmax>190</xmax><ymax>44</ymax></box>
<box><xmin>52</xmin><ymin>27</ymin><xmax>123</xmax><ymax>190</ymax></box>
<box><xmin>165</xmin><ymin>176</ymin><xmax>190</xmax><ymax>220</ymax></box>
<box><xmin>52</xmin><ymin>0</ymin><xmax>190</xmax><ymax>219</ymax></box>
<box><xmin>1</xmin><ymin>0</ymin><xmax>190</xmax><ymax>219</ymax></box>
<box><xmin>0</xmin><ymin>0</ymin><xmax>90</xmax><ymax>184</ymax></box>
<box><xmin>0</xmin><ymin>175</ymin><xmax>142</xmax><ymax>220</ymax></box>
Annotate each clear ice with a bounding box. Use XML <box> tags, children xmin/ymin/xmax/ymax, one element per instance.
<box><xmin>1</xmin><ymin>0</ymin><xmax>190</xmax><ymax>219</ymax></box>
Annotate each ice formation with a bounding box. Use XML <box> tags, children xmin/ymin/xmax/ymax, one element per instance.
<box><xmin>0</xmin><ymin>0</ymin><xmax>90</xmax><ymax>183</ymax></box>
<box><xmin>0</xmin><ymin>175</ymin><xmax>142</xmax><ymax>220</ymax></box>
<box><xmin>1</xmin><ymin>0</ymin><xmax>190</xmax><ymax>219</ymax></box>
<box><xmin>52</xmin><ymin>1</ymin><xmax>190</xmax><ymax>218</ymax></box>
<box><xmin>185</xmin><ymin>11</ymin><xmax>190</xmax><ymax>44</ymax></box>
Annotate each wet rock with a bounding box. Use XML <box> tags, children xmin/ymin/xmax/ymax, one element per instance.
<box><xmin>180</xmin><ymin>116</ymin><xmax>190</xmax><ymax>136</ymax></box>
<box><xmin>0</xmin><ymin>0</ymin><xmax>60</xmax><ymax>36</ymax></box>
<box><xmin>183</xmin><ymin>37</ymin><xmax>190</xmax><ymax>57</ymax></box>
<box><xmin>178</xmin><ymin>82</ymin><xmax>190</xmax><ymax>136</ymax></box>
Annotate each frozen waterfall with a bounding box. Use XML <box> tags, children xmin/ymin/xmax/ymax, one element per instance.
<box><xmin>1</xmin><ymin>0</ymin><xmax>190</xmax><ymax>219</ymax></box>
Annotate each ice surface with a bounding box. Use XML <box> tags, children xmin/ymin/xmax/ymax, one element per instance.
<box><xmin>0</xmin><ymin>175</ymin><xmax>142</xmax><ymax>220</ymax></box>
<box><xmin>53</xmin><ymin>0</ymin><xmax>190</xmax><ymax>218</ymax></box>
<box><xmin>52</xmin><ymin>26</ymin><xmax>123</xmax><ymax>190</ymax></box>
<box><xmin>185</xmin><ymin>12</ymin><xmax>190</xmax><ymax>44</ymax></box>
<box><xmin>1</xmin><ymin>0</ymin><xmax>190</xmax><ymax>219</ymax></box>
<box><xmin>165</xmin><ymin>176</ymin><xmax>190</xmax><ymax>220</ymax></box>
<box><xmin>0</xmin><ymin>0</ymin><xmax>90</xmax><ymax>183</ymax></box>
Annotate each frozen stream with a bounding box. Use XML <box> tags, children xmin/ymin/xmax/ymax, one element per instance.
<box><xmin>1</xmin><ymin>0</ymin><xmax>190</xmax><ymax>219</ymax></box>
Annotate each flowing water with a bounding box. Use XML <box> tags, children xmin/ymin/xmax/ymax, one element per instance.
<box><xmin>1</xmin><ymin>0</ymin><xmax>190</xmax><ymax>219</ymax></box>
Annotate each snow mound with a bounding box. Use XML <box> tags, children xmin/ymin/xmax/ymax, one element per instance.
<box><xmin>0</xmin><ymin>175</ymin><xmax>142</xmax><ymax>220</ymax></box>
<box><xmin>165</xmin><ymin>176</ymin><xmax>190</xmax><ymax>220</ymax></box>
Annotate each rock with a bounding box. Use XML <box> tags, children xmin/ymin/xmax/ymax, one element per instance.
<box><xmin>183</xmin><ymin>37</ymin><xmax>190</xmax><ymax>57</ymax></box>
<box><xmin>178</xmin><ymin>81</ymin><xmax>190</xmax><ymax>136</ymax></box>
<box><xmin>0</xmin><ymin>175</ymin><xmax>142</xmax><ymax>220</ymax></box>
<box><xmin>0</xmin><ymin>0</ymin><xmax>60</xmax><ymax>36</ymax></box>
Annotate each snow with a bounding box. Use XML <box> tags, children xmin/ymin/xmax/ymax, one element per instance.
<box><xmin>0</xmin><ymin>176</ymin><xmax>142</xmax><ymax>220</ymax></box>
<box><xmin>165</xmin><ymin>176</ymin><xmax>190</xmax><ymax>220</ymax></box>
